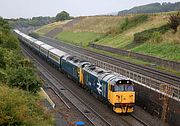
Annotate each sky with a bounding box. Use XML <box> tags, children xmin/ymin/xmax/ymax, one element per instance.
<box><xmin>0</xmin><ymin>0</ymin><xmax>179</xmax><ymax>18</ymax></box>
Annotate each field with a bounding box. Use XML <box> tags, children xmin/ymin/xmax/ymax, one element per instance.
<box><xmin>35</xmin><ymin>12</ymin><xmax>180</xmax><ymax>62</ymax></box>
<box><xmin>94</xmin><ymin>14</ymin><xmax>169</xmax><ymax>48</ymax></box>
<box><xmin>55</xmin><ymin>31</ymin><xmax>104</xmax><ymax>47</ymax></box>
<box><xmin>64</xmin><ymin>16</ymin><xmax>127</xmax><ymax>33</ymax></box>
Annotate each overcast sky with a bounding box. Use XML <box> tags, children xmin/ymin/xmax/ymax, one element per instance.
<box><xmin>0</xmin><ymin>0</ymin><xmax>179</xmax><ymax>18</ymax></box>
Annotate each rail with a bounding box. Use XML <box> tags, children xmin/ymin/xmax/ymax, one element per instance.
<box><xmin>89</xmin><ymin>43</ymin><xmax>180</xmax><ymax>71</ymax></box>
<box><xmin>58</xmin><ymin>46</ymin><xmax>180</xmax><ymax>102</ymax></box>
<box><xmin>21</xmin><ymin>45</ymin><xmax>112</xmax><ymax>126</ymax></box>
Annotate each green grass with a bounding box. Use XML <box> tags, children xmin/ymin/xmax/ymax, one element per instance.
<box><xmin>55</xmin><ymin>31</ymin><xmax>104</xmax><ymax>47</ymax></box>
<box><xmin>95</xmin><ymin>34</ymin><xmax>133</xmax><ymax>48</ymax></box>
<box><xmin>132</xmin><ymin>42</ymin><xmax>180</xmax><ymax>61</ymax></box>
<box><xmin>87</xmin><ymin>47</ymin><xmax>153</xmax><ymax>65</ymax></box>
<box><xmin>86</xmin><ymin>47</ymin><xmax>180</xmax><ymax>76</ymax></box>
<box><xmin>118</xmin><ymin>15</ymin><xmax>149</xmax><ymax>33</ymax></box>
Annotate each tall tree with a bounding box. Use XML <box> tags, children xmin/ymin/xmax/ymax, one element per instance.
<box><xmin>55</xmin><ymin>11</ymin><xmax>70</xmax><ymax>21</ymax></box>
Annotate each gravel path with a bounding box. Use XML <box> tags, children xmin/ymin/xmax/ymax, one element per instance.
<box><xmin>45</xmin><ymin>17</ymin><xmax>82</xmax><ymax>38</ymax></box>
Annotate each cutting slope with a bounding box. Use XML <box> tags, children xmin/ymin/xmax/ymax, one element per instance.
<box><xmin>35</xmin><ymin>12</ymin><xmax>180</xmax><ymax>61</ymax></box>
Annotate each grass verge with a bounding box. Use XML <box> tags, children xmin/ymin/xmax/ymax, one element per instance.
<box><xmin>86</xmin><ymin>47</ymin><xmax>180</xmax><ymax>76</ymax></box>
<box><xmin>132</xmin><ymin>42</ymin><xmax>180</xmax><ymax>61</ymax></box>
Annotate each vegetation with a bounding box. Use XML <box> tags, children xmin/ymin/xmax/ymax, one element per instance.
<box><xmin>9</xmin><ymin>16</ymin><xmax>55</xmax><ymax>28</ymax></box>
<box><xmin>55</xmin><ymin>31</ymin><xmax>103</xmax><ymax>47</ymax></box>
<box><xmin>133</xmin><ymin>24</ymin><xmax>170</xmax><ymax>43</ymax></box>
<box><xmin>55</xmin><ymin>11</ymin><xmax>71</xmax><ymax>21</ymax></box>
<box><xmin>34</xmin><ymin>20</ymin><xmax>70</xmax><ymax>35</ymax></box>
<box><xmin>36</xmin><ymin>11</ymin><xmax>180</xmax><ymax>62</ymax></box>
<box><xmin>64</xmin><ymin>16</ymin><xmax>126</xmax><ymax>33</ymax></box>
<box><xmin>0</xmin><ymin>17</ymin><xmax>42</xmax><ymax>93</ymax></box>
<box><xmin>169</xmin><ymin>12</ymin><xmax>180</xmax><ymax>32</ymax></box>
<box><xmin>7</xmin><ymin>67</ymin><xmax>42</xmax><ymax>93</ymax></box>
<box><xmin>118</xmin><ymin>2</ymin><xmax>180</xmax><ymax>15</ymax></box>
<box><xmin>0</xmin><ymin>86</ymin><xmax>53</xmax><ymax>126</ymax></box>
<box><xmin>110</xmin><ymin>15</ymin><xmax>149</xmax><ymax>34</ymax></box>
<box><xmin>132</xmin><ymin>41</ymin><xmax>180</xmax><ymax>61</ymax></box>
<box><xmin>0</xmin><ymin>17</ymin><xmax>53</xmax><ymax>125</ymax></box>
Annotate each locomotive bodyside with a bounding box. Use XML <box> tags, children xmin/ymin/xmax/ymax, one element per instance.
<box><xmin>61</xmin><ymin>55</ymin><xmax>80</xmax><ymax>81</ymax></box>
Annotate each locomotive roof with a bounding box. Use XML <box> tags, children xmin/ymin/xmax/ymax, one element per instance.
<box><xmin>63</xmin><ymin>55</ymin><xmax>91</xmax><ymax>68</ymax></box>
<box><xmin>84</xmin><ymin>64</ymin><xmax>131</xmax><ymax>84</ymax></box>
<box><xmin>84</xmin><ymin>65</ymin><xmax>111</xmax><ymax>77</ymax></box>
<box><xmin>49</xmin><ymin>48</ymin><xmax>66</xmax><ymax>57</ymax></box>
<box><xmin>107</xmin><ymin>74</ymin><xmax>131</xmax><ymax>85</ymax></box>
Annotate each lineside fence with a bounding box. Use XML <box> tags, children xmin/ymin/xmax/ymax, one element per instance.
<box><xmin>64</xmin><ymin>47</ymin><xmax>180</xmax><ymax>102</ymax></box>
<box><xmin>89</xmin><ymin>43</ymin><xmax>180</xmax><ymax>71</ymax></box>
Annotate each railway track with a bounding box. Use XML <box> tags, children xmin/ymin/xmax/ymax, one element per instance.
<box><xmin>38</xmin><ymin>36</ymin><xmax>180</xmax><ymax>101</ymax></box>
<box><xmin>40</xmin><ymin>36</ymin><xmax>180</xmax><ymax>86</ymax></box>
<box><xmin>21</xmin><ymin>43</ymin><xmax>151</xmax><ymax>126</ymax></box>
<box><xmin>21</xmin><ymin>46</ymin><xmax>111</xmax><ymax>126</ymax></box>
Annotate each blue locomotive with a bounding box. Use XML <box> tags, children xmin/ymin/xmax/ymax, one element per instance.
<box><xmin>14</xmin><ymin>29</ymin><xmax>135</xmax><ymax>113</ymax></box>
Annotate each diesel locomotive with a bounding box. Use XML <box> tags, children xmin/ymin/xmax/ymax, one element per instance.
<box><xmin>14</xmin><ymin>29</ymin><xmax>135</xmax><ymax>113</ymax></box>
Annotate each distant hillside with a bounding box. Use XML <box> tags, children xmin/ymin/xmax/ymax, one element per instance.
<box><xmin>118</xmin><ymin>2</ymin><xmax>180</xmax><ymax>15</ymax></box>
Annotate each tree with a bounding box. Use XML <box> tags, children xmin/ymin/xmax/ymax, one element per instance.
<box><xmin>169</xmin><ymin>12</ymin><xmax>180</xmax><ymax>32</ymax></box>
<box><xmin>55</xmin><ymin>11</ymin><xmax>70</xmax><ymax>21</ymax></box>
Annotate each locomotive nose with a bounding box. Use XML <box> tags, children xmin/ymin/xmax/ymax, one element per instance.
<box><xmin>116</xmin><ymin>92</ymin><xmax>135</xmax><ymax>103</ymax></box>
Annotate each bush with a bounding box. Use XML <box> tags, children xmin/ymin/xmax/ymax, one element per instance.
<box><xmin>8</xmin><ymin>67</ymin><xmax>42</xmax><ymax>93</ymax></box>
<box><xmin>1</xmin><ymin>34</ymin><xmax>19</xmax><ymax>50</ymax></box>
<box><xmin>134</xmin><ymin>24</ymin><xmax>170</xmax><ymax>43</ymax></box>
<box><xmin>169</xmin><ymin>12</ymin><xmax>180</xmax><ymax>32</ymax></box>
<box><xmin>0</xmin><ymin>17</ymin><xmax>53</xmax><ymax>126</ymax></box>
<box><xmin>0</xmin><ymin>49</ymin><xmax>6</xmax><ymax>69</ymax></box>
<box><xmin>0</xmin><ymin>70</ymin><xmax>7</xmax><ymax>83</ymax></box>
<box><xmin>118</xmin><ymin>15</ymin><xmax>149</xmax><ymax>33</ymax></box>
<box><xmin>151</xmin><ymin>31</ymin><xmax>162</xmax><ymax>43</ymax></box>
<box><xmin>0</xmin><ymin>86</ymin><xmax>52</xmax><ymax>126</ymax></box>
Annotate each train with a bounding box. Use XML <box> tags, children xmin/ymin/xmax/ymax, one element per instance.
<box><xmin>14</xmin><ymin>29</ymin><xmax>135</xmax><ymax>113</ymax></box>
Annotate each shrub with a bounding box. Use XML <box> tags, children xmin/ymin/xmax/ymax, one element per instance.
<box><xmin>0</xmin><ymin>86</ymin><xmax>52</xmax><ymax>126</ymax></box>
<box><xmin>0</xmin><ymin>70</ymin><xmax>7</xmax><ymax>83</ymax></box>
<box><xmin>169</xmin><ymin>12</ymin><xmax>180</xmax><ymax>32</ymax></box>
<box><xmin>0</xmin><ymin>49</ymin><xmax>6</xmax><ymax>69</ymax></box>
<box><xmin>1</xmin><ymin>34</ymin><xmax>19</xmax><ymax>50</ymax></box>
<box><xmin>118</xmin><ymin>15</ymin><xmax>149</xmax><ymax>33</ymax></box>
<box><xmin>8</xmin><ymin>67</ymin><xmax>42</xmax><ymax>93</ymax></box>
<box><xmin>151</xmin><ymin>31</ymin><xmax>162</xmax><ymax>43</ymax></box>
<box><xmin>134</xmin><ymin>24</ymin><xmax>170</xmax><ymax>43</ymax></box>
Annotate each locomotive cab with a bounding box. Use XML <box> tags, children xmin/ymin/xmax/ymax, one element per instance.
<box><xmin>108</xmin><ymin>79</ymin><xmax>135</xmax><ymax>113</ymax></box>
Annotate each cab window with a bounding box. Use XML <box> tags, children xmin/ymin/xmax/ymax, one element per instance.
<box><xmin>112</xmin><ymin>85</ymin><xmax>134</xmax><ymax>92</ymax></box>
<box><xmin>113</xmin><ymin>85</ymin><xmax>124</xmax><ymax>91</ymax></box>
<box><xmin>124</xmin><ymin>85</ymin><xmax>134</xmax><ymax>91</ymax></box>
